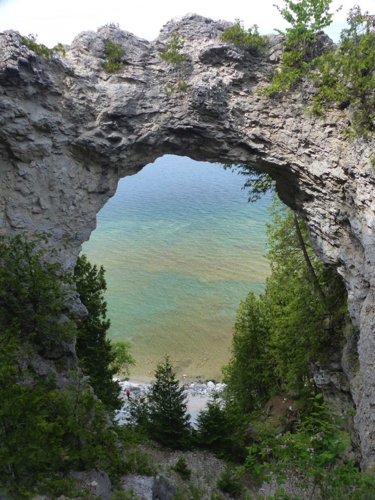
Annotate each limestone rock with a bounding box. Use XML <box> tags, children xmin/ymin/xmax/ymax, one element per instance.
<box><xmin>67</xmin><ymin>470</ymin><xmax>111</xmax><ymax>500</ymax></box>
<box><xmin>152</xmin><ymin>476</ymin><xmax>177</xmax><ymax>500</ymax></box>
<box><xmin>0</xmin><ymin>15</ymin><xmax>375</xmax><ymax>466</ymax></box>
<box><xmin>120</xmin><ymin>474</ymin><xmax>154</xmax><ymax>500</ymax></box>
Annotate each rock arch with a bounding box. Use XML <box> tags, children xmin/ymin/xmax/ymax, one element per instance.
<box><xmin>0</xmin><ymin>15</ymin><xmax>374</xmax><ymax>465</ymax></box>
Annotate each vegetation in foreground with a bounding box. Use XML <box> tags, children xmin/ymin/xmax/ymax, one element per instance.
<box><xmin>74</xmin><ymin>254</ymin><xmax>134</xmax><ymax>412</ymax></box>
<box><xmin>0</xmin><ymin>235</ymin><xmax>130</xmax><ymax>498</ymax></box>
<box><xmin>1</xmin><ymin>195</ymin><xmax>374</xmax><ymax>498</ymax></box>
<box><xmin>125</xmin><ymin>200</ymin><xmax>374</xmax><ymax>498</ymax></box>
<box><xmin>129</xmin><ymin>356</ymin><xmax>191</xmax><ymax>449</ymax></box>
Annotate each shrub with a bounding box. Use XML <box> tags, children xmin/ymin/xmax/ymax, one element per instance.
<box><xmin>123</xmin><ymin>449</ymin><xmax>156</xmax><ymax>476</ymax></box>
<box><xmin>244</xmin><ymin>395</ymin><xmax>375</xmax><ymax>498</ymax></box>
<box><xmin>195</xmin><ymin>399</ymin><xmax>248</xmax><ymax>461</ymax></box>
<box><xmin>110</xmin><ymin>490</ymin><xmax>140</xmax><ymax>500</ymax></box>
<box><xmin>311</xmin><ymin>6</ymin><xmax>375</xmax><ymax>133</ymax></box>
<box><xmin>265</xmin><ymin>0</ymin><xmax>338</xmax><ymax>93</ymax></box>
<box><xmin>159</xmin><ymin>33</ymin><xmax>186</xmax><ymax>65</ymax></box>
<box><xmin>103</xmin><ymin>39</ymin><xmax>124</xmax><ymax>73</ymax></box>
<box><xmin>217</xmin><ymin>467</ymin><xmax>244</xmax><ymax>498</ymax></box>
<box><xmin>41</xmin><ymin>478</ymin><xmax>85</xmax><ymax>498</ymax></box>
<box><xmin>171</xmin><ymin>456</ymin><xmax>191</xmax><ymax>480</ymax></box>
<box><xmin>0</xmin><ymin>233</ymin><xmax>76</xmax><ymax>348</ymax></box>
<box><xmin>221</xmin><ymin>20</ymin><xmax>268</xmax><ymax>51</ymax></box>
<box><xmin>21</xmin><ymin>35</ymin><xmax>65</xmax><ymax>58</ymax></box>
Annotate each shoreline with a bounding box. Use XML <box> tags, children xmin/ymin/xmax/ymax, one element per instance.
<box><xmin>114</xmin><ymin>378</ymin><xmax>226</xmax><ymax>426</ymax></box>
<box><xmin>122</xmin><ymin>372</ymin><xmax>224</xmax><ymax>386</ymax></box>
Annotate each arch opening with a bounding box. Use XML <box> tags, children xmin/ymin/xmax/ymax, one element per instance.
<box><xmin>82</xmin><ymin>154</ymin><xmax>272</xmax><ymax>381</ymax></box>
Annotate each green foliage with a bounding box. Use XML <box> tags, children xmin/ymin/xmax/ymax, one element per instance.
<box><xmin>223</xmin><ymin>163</ymin><xmax>275</xmax><ymax>202</ymax></box>
<box><xmin>223</xmin><ymin>202</ymin><xmax>348</xmax><ymax>410</ymax></box>
<box><xmin>148</xmin><ymin>357</ymin><xmax>191</xmax><ymax>448</ymax></box>
<box><xmin>123</xmin><ymin>449</ymin><xmax>157</xmax><ymax>476</ymax></box>
<box><xmin>53</xmin><ymin>42</ymin><xmax>66</xmax><ymax>57</ymax></box>
<box><xmin>160</xmin><ymin>33</ymin><xmax>189</xmax><ymax>95</ymax></box>
<box><xmin>0</xmin><ymin>235</ymin><xmax>127</xmax><ymax>497</ymax></box>
<box><xmin>40</xmin><ymin>478</ymin><xmax>85</xmax><ymax>498</ymax></box>
<box><xmin>221</xmin><ymin>20</ymin><xmax>268</xmax><ymax>51</ymax></box>
<box><xmin>217</xmin><ymin>467</ymin><xmax>244</xmax><ymax>498</ymax></box>
<box><xmin>111</xmin><ymin>340</ymin><xmax>135</xmax><ymax>376</ymax></box>
<box><xmin>110</xmin><ymin>490</ymin><xmax>140</xmax><ymax>500</ymax></box>
<box><xmin>74</xmin><ymin>255</ymin><xmax>134</xmax><ymax>411</ymax></box>
<box><xmin>165</xmin><ymin>80</ymin><xmax>190</xmax><ymax>94</ymax></box>
<box><xmin>264</xmin><ymin>1</ymin><xmax>375</xmax><ymax>133</ymax></box>
<box><xmin>196</xmin><ymin>400</ymin><xmax>229</xmax><ymax>453</ymax></box>
<box><xmin>115</xmin><ymin>425</ymin><xmax>148</xmax><ymax>448</ymax></box>
<box><xmin>245</xmin><ymin>395</ymin><xmax>375</xmax><ymax>498</ymax></box>
<box><xmin>311</xmin><ymin>6</ymin><xmax>375</xmax><ymax>133</ymax></box>
<box><xmin>0</xmin><ymin>233</ymin><xmax>76</xmax><ymax>348</ymax></box>
<box><xmin>222</xmin><ymin>293</ymin><xmax>277</xmax><ymax>413</ymax></box>
<box><xmin>174</xmin><ymin>483</ymin><xmax>207</xmax><ymax>500</ymax></box>
<box><xmin>264</xmin><ymin>204</ymin><xmax>347</xmax><ymax>394</ymax></box>
<box><xmin>195</xmin><ymin>399</ymin><xmax>248</xmax><ymax>460</ymax></box>
<box><xmin>131</xmin><ymin>357</ymin><xmax>191</xmax><ymax>448</ymax></box>
<box><xmin>21</xmin><ymin>35</ymin><xmax>65</xmax><ymax>58</ymax></box>
<box><xmin>159</xmin><ymin>33</ymin><xmax>186</xmax><ymax>65</ymax></box>
<box><xmin>102</xmin><ymin>39</ymin><xmax>124</xmax><ymax>73</ymax></box>
<box><xmin>265</xmin><ymin>0</ymin><xmax>337</xmax><ymax>93</ymax></box>
<box><xmin>275</xmin><ymin>0</ymin><xmax>336</xmax><ymax>40</ymax></box>
<box><xmin>171</xmin><ymin>456</ymin><xmax>191</xmax><ymax>480</ymax></box>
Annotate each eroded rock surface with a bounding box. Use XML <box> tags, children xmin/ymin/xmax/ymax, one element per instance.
<box><xmin>0</xmin><ymin>14</ymin><xmax>374</xmax><ymax>466</ymax></box>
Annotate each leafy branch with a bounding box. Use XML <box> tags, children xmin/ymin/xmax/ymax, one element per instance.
<box><xmin>159</xmin><ymin>33</ymin><xmax>186</xmax><ymax>65</ymax></box>
<box><xmin>21</xmin><ymin>35</ymin><xmax>66</xmax><ymax>58</ymax></box>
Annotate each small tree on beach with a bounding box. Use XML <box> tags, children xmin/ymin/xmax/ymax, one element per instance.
<box><xmin>135</xmin><ymin>357</ymin><xmax>191</xmax><ymax>448</ymax></box>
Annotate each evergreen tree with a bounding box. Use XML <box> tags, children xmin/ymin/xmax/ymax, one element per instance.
<box><xmin>223</xmin><ymin>202</ymin><xmax>348</xmax><ymax>411</ymax></box>
<box><xmin>222</xmin><ymin>292</ymin><xmax>277</xmax><ymax>413</ymax></box>
<box><xmin>147</xmin><ymin>357</ymin><xmax>191</xmax><ymax>449</ymax></box>
<box><xmin>0</xmin><ymin>233</ymin><xmax>76</xmax><ymax>349</ymax></box>
<box><xmin>0</xmin><ymin>235</ymin><xmax>124</xmax><ymax>497</ymax></box>
<box><xmin>196</xmin><ymin>399</ymin><xmax>248</xmax><ymax>461</ymax></box>
<box><xmin>74</xmin><ymin>255</ymin><xmax>134</xmax><ymax>411</ymax></box>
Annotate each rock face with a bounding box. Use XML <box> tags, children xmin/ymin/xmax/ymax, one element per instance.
<box><xmin>0</xmin><ymin>15</ymin><xmax>374</xmax><ymax>466</ymax></box>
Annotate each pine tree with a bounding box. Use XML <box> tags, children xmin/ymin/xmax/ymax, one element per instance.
<box><xmin>147</xmin><ymin>357</ymin><xmax>191</xmax><ymax>449</ymax></box>
<box><xmin>222</xmin><ymin>292</ymin><xmax>277</xmax><ymax>414</ymax></box>
<box><xmin>0</xmin><ymin>235</ymin><xmax>123</xmax><ymax>496</ymax></box>
<box><xmin>74</xmin><ymin>255</ymin><xmax>134</xmax><ymax>411</ymax></box>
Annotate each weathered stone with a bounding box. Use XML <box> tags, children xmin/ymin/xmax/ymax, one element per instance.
<box><xmin>67</xmin><ymin>470</ymin><xmax>111</xmax><ymax>500</ymax></box>
<box><xmin>121</xmin><ymin>474</ymin><xmax>154</xmax><ymax>500</ymax></box>
<box><xmin>152</xmin><ymin>476</ymin><xmax>176</xmax><ymax>500</ymax></box>
<box><xmin>0</xmin><ymin>15</ymin><xmax>374</xmax><ymax>466</ymax></box>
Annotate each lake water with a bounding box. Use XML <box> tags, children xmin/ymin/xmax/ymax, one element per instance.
<box><xmin>82</xmin><ymin>155</ymin><xmax>271</xmax><ymax>381</ymax></box>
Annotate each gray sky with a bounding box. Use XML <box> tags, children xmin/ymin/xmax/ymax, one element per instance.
<box><xmin>0</xmin><ymin>0</ymin><xmax>374</xmax><ymax>46</ymax></box>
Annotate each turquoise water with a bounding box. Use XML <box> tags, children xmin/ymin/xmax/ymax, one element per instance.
<box><xmin>82</xmin><ymin>155</ymin><xmax>271</xmax><ymax>381</ymax></box>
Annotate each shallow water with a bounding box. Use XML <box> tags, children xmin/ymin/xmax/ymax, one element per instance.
<box><xmin>82</xmin><ymin>155</ymin><xmax>271</xmax><ymax>381</ymax></box>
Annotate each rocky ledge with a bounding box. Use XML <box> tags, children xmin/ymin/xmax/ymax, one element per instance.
<box><xmin>0</xmin><ymin>14</ymin><xmax>374</xmax><ymax>466</ymax></box>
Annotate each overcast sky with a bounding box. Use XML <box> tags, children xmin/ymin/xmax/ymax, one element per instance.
<box><xmin>0</xmin><ymin>0</ymin><xmax>374</xmax><ymax>47</ymax></box>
